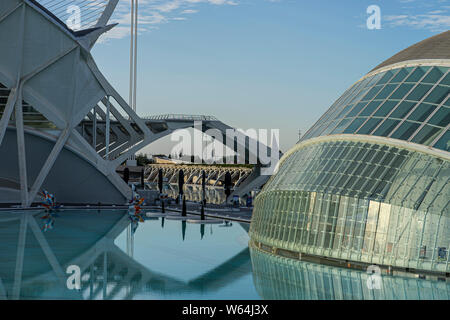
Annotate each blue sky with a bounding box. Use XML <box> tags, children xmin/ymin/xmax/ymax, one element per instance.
<box><xmin>92</xmin><ymin>0</ymin><xmax>450</xmax><ymax>152</ymax></box>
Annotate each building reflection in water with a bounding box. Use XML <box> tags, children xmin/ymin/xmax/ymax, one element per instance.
<box><xmin>0</xmin><ymin>210</ymin><xmax>251</xmax><ymax>300</ymax></box>
<box><xmin>250</xmin><ymin>247</ymin><xmax>450</xmax><ymax>300</ymax></box>
<box><xmin>149</xmin><ymin>183</ymin><xmax>226</xmax><ymax>204</ymax></box>
<box><xmin>0</xmin><ymin>209</ymin><xmax>447</xmax><ymax>300</ymax></box>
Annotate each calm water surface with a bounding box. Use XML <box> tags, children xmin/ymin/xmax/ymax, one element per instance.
<box><xmin>0</xmin><ymin>209</ymin><xmax>448</xmax><ymax>300</ymax></box>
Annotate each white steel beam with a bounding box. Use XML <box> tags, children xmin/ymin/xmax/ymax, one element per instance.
<box><xmin>0</xmin><ymin>2</ymin><xmax>22</xmax><ymax>24</ymax></box>
<box><xmin>0</xmin><ymin>88</ymin><xmax>18</xmax><ymax>146</ymax></box>
<box><xmin>15</xmin><ymin>93</ymin><xmax>29</xmax><ymax>207</ymax></box>
<box><xmin>105</xmin><ymin>96</ymin><xmax>110</xmax><ymax>160</ymax></box>
<box><xmin>27</xmin><ymin>126</ymin><xmax>71</xmax><ymax>206</ymax></box>
<box><xmin>95</xmin><ymin>0</ymin><xmax>119</xmax><ymax>27</ymax></box>
<box><xmin>93</xmin><ymin>106</ymin><xmax>97</xmax><ymax>149</ymax></box>
<box><xmin>12</xmin><ymin>214</ymin><xmax>28</xmax><ymax>300</ymax></box>
<box><xmin>28</xmin><ymin>215</ymin><xmax>66</xmax><ymax>284</ymax></box>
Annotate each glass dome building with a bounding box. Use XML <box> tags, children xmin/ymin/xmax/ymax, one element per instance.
<box><xmin>250</xmin><ymin>31</ymin><xmax>450</xmax><ymax>275</ymax></box>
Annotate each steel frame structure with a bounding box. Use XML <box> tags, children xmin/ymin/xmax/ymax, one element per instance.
<box><xmin>0</xmin><ymin>0</ymin><xmax>153</xmax><ymax>206</ymax></box>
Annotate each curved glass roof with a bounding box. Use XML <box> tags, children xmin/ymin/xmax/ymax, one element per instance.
<box><xmin>32</xmin><ymin>0</ymin><xmax>112</xmax><ymax>32</ymax></box>
<box><xmin>301</xmin><ymin>65</ymin><xmax>450</xmax><ymax>152</ymax></box>
<box><xmin>251</xmin><ymin>139</ymin><xmax>449</xmax><ymax>273</ymax></box>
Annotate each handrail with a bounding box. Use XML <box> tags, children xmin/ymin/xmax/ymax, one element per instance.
<box><xmin>141</xmin><ymin>114</ymin><xmax>219</xmax><ymax>121</ymax></box>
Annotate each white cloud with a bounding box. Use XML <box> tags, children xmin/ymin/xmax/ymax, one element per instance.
<box><xmin>380</xmin><ymin>0</ymin><xmax>450</xmax><ymax>32</ymax></box>
<box><xmin>99</xmin><ymin>0</ymin><xmax>238</xmax><ymax>42</ymax></box>
<box><xmin>181</xmin><ymin>9</ymin><xmax>198</xmax><ymax>14</ymax></box>
<box><xmin>384</xmin><ymin>13</ymin><xmax>450</xmax><ymax>32</ymax></box>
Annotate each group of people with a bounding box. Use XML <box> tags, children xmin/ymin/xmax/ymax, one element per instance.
<box><xmin>40</xmin><ymin>190</ymin><xmax>61</xmax><ymax>231</ymax></box>
<box><xmin>128</xmin><ymin>185</ymin><xmax>145</xmax><ymax>234</ymax></box>
<box><xmin>38</xmin><ymin>186</ymin><xmax>147</xmax><ymax>233</ymax></box>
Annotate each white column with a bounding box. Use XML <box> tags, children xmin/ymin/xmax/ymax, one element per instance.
<box><xmin>133</xmin><ymin>0</ymin><xmax>138</xmax><ymax>113</ymax></box>
<box><xmin>102</xmin><ymin>252</ymin><xmax>107</xmax><ymax>299</ymax></box>
<box><xmin>15</xmin><ymin>93</ymin><xmax>29</xmax><ymax>207</ymax></box>
<box><xmin>28</xmin><ymin>216</ymin><xmax>65</xmax><ymax>283</ymax></box>
<box><xmin>93</xmin><ymin>107</ymin><xmax>97</xmax><ymax>149</ymax></box>
<box><xmin>105</xmin><ymin>96</ymin><xmax>110</xmax><ymax>160</ymax></box>
<box><xmin>129</xmin><ymin>0</ymin><xmax>134</xmax><ymax>110</ymax></box>
<box><xmin>12</xmin><ymin>215</ymin><xmax>28</xmax><ymax>299</ymax></box>
<box><xmin>27</xmin><ymin>127</ymin><xmax>71</xmax><ymax>206</ymax></box>
<box><xmin>0</xmin><ymin>88</ymin><xmax>18</xmax><ymax>147</ymax></box>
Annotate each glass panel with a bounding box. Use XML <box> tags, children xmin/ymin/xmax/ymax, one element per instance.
<box><xmin>408</xmin><ymin>103</ymin><xmax>437</xmax><ymax>122</ymax></box>
<box><xmin>347</xmin><ymin>102</ymin><xmax>367</xmax><ymax>117</ymax></box>
<box><xmin>390</xmin><ymin>101</ymin><xmax>416</xmax><ymax>119</ymax></box>
<box><xmin>390</xmin><ymin>121</ymin><xmax>421</xmax><ymax>140</ymax></box>
<box><xmin>374</xmin><ymin>100</ymin><xmax>399</xmax><ymax>117</ymax></box>
<box><xmin>440</xmin><ymin>72</ymin><xmax>450</xmax><ymax>86</ymax></box>
<box><xmin>357</xmin><ymin>118</ymin><xmax>382</xmax><ymax>134</ymax></box>
<box><xmin>424</xmin><ymin>86</ymin><xmax>450</xmax><ymax>105</ymax></box>
<box><xmin>335</xmin><ymin>103</ymin><xmax>355</xmax><ymax>119</ymax></box>
<box><xmin>390</xmin><ymin>83</ymin><xmax>414</xmax><ymax>100</ymax></box>
<box><xmin>363</xmin><ymin>201</ymin><xmax>380</xmax><ymax>254</ymax></box>
<box><xmin>377</xmin><ymin>70</ymin><xmax>395</xmax><ymax>85</ymax></box>
<box><xmin>374</xmin><ymin>203</ymin><xmax>391</xmax><ymax>256</ymax></box>
<box><xmin>433</xmin><ymin>130</ymin><xmax>450</xmax><ymax>151</ymax></box>
<box><xmin>361</xmin><ymin>86</ymin><xmax>383</xmax><ymax>101</ymax></box>
<box><xmin>404</xmin><ymin>66</ymin><xmax>429</xmax><ymax>82</ymax></box>
<box><xmin>444</xmin><ymin>97</ymin><xmax>450</xmax><ymax>107</ymax></box>
<box><xmin>422</xmin><ymin>67</ymin><xmax>444</xmax><ymax>84</ymax></box>
<box><xmin>360</xmin><ymin>100</ymin><xmax>382</xmax><ymax>116</ymax></box>
<box><xmin>343</xmin><ymin>117</ymin><xmax>367</xmax><ymax>134</ymax></box>
<box><xmin>374</xmin><ymin>84</ymin><xmax>398</xmax><ymax>100</ymax></box>
<box><xmin>390</xmin><ymin>67</ymin><xmax>412</xmax><ymax>83</ymax></box>
<box><xmin>428</xmin><ymin>107</ymin><xmax>450</xmax><ymax>127</ymax></box>
<box><xmin>411</xmin><ymin>125</ymin><xmax>443</xmax><ymax>145</ymax></box>
<box><xmin>349</xmin><ymin>86</ymin><xmax>371</xmax><ymax>105</ymax></box>
<box><xmin>406</xmin><ymin>84</ymin><xmax>433</xmax><ymax>101</ymax></box>
<box><xmin>373</xmin><ymin>119</ymin><xmax>400</xmax><ymax>137</ymax></box>
<box><xmin>321</xmin><ymin>120</ymin><xmax>339</xmax><ymax>135</ymax></box>
<box><xmin>331</xmin><ymin>118</ymin><xmax>352</xmax><ymax>134</ymax></box>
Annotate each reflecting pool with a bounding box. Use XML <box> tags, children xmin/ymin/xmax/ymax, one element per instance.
<box><xmin>148</xmin><ymin>183</ymin><xmax>227</xmax><ymax>204</ymax></box>
<box><xmin>0</xmin><ymin>209</ymin><xmax>448</xmax><ymax>300</ymax></box>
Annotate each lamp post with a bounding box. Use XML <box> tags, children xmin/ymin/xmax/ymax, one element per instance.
<box><xmin>129</xmin><ymin>0</ymin><xmax>138</xmax><ymax>162</ymax></box>
<box><xmin>201</xmin><ymin>170</ymin><xmax>206</xmax><ymax>220</ymax></box>
<box><xmin>158</xmin><ymin>169</ymin><xmax>164</xmax><ymax>213</ymax></box>
<box><xmin>178</xmin><ymin>169</ymin><xmax>184</xmax><ymax>204</ymax></box>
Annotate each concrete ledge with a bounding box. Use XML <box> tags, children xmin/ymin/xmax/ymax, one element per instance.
<box><xmin>186</xmin><ymin>219</ymin><xmax>224</xmax><ymax>224</ymax></box>
<box><xmin>145</xmin><ymin>212</ymin><xmax>177</xmax><ymax>218</ymax></box>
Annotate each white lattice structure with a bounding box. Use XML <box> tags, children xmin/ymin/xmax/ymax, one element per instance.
<box><xmin>0</xmin><ymin>0</ymin><xmax>153</xmax><ymax>205</ymax></box>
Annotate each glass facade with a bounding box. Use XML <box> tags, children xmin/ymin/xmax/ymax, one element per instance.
<box><xmin>250</xmin><ymin>140</ymin><xmax>449</xmax><ymax>273</ymax></box>
<box><xmin>250</xmin><ymin>247</ymin><xmax>450</xmax><ymax>300</ymax></box>
<box><xmin>300</xmin><ymin>66</ymin><xmax>450</xmax><ymax>152</ymax></box>
<box><xmin>250</xmin><ymin>61</ymin><xmax>450</xmax><ymax>274</ymax></box>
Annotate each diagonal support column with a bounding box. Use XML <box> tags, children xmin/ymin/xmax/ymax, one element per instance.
<box><xmin>15</xmin><ymin>93</ymin><xmax>29</xmax><ymax>207</ymax></box>
<box><xmin>27</xmin><ymin>127</ymin><xmax>71</xmax><ymax>206</ymax></box>
<box><xmin>28</xmin><ymin>216</ymin><xmax>66</xmax><ymax>284</ymax></box>
<box><xmin>0</xmin><ymin>88</ymin><xmax>18</xmax><ymax>147</ymax></box>
<box><xmin>12</xmin><ymin>214</ymin><xmax>28</xmax><ymax>300</ymax></box>
<box><xmin>105</xmin><ymin>96</ymin><xmax>110</xmax><ymax>160</ymax></box>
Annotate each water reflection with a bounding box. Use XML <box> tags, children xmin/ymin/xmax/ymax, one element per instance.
<box><xmin>148</xmin><ymin>183</ymin><xmax>226</xmax><ymax>204</ymax></box>
<box><xmin>0</xmin><ymin>210</ymin><xmax>254</xmax><ymax>300</ymax></box>
<box><xmin>0</xmin><ymin>209</ymin><xmax>447</xmax><ymax>300</ymax></box>
<box><xmin>250</xmin><ymin>248</ymin><xmax>450</xmax><ymax>300</ymax></box>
